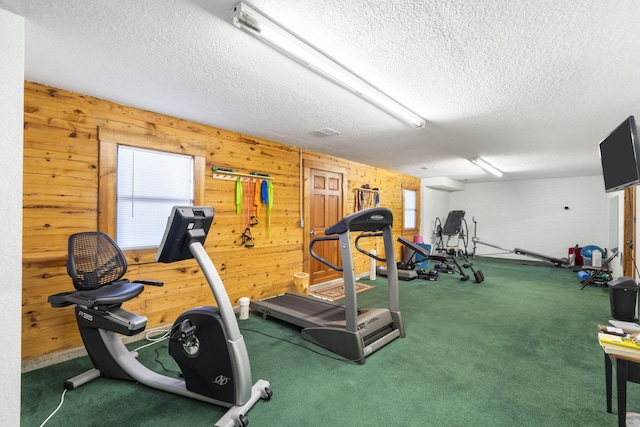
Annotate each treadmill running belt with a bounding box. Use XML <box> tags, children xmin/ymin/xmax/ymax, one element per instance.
<box><xmin>252</xmin><ymin>293</ymin><xmax>355</xmax><ymax>326</ymax></box>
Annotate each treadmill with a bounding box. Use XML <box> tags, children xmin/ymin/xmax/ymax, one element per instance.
<box><xmin>250</xmin><ymin>207</ymin><xmax>405</xmax><ymax>364</ymax></box>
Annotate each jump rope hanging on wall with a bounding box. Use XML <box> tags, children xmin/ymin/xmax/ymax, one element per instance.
<box><xmin>238</xmin><ymin>178</ymin><xmax>256</xmax><ymax>247</ymax></box>
<box><xmin>220</xmin><ymin>168</ymin><xmax>273</xmax><ymax>247</ymax></box>
<box><xmin>212</xmin><ymin>167</ymin><xmax>273</xmax><ymax>247</ymax></box>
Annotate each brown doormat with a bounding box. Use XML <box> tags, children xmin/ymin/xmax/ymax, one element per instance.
<box><xmin>310</xmin><ymin>282</ymin><xmax>374</xmax><ymax>302</ymax></box>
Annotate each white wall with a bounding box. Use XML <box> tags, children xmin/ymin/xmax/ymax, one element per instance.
<box><xmin>0</xmin><ymin>7</ymin><xmax>24</xmax><ymax>425</ymax></box>
<box><xmin>420</xmin><ymin>186</ymin><xmax>451</xmax><ymax>242</ymax></box>
<box><xmin>422</xmin><ymin>176</ymin><xmax>613</xmax><ymax>265</ymax></box>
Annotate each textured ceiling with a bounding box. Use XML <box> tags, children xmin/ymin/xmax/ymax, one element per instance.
<box><xmin>3</xmin><ymin>0</ymin><xmax>640</xmax><ymax>183</ymax></box>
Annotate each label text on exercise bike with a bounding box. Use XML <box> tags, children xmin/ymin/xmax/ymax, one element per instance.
<box><xmin>78</xmin><ymin>310</ymin><xmax>93</xmax><ymax>322</ymax></box>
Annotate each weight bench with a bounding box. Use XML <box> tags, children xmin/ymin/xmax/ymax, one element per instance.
<box><xmin>376</xmin><ymin>237</ymin><xmax>444</xmax><ymax>281</ymax></box>
<box><xmin>376</xmin><ymin>237</ymin><xmax>434</xmax><ymax>280</ymax></box>
<box><xmin>399</xmin><ymin>236</ymin><xmax>484</xmax><ymax>283</ymax></box>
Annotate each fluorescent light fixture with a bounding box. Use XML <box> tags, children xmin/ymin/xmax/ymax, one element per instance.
<box><xmin>472</xmin><ymin>157</ymin><xmax>503</xmax><ymax>177</ymax></box>
<box><xmin>230</xmin><ymin>2</ymin><xmax>426</xmax><ymax>128</ymax></box>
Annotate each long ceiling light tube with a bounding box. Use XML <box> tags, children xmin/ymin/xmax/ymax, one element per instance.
<box><xmin>231</xmin><ymin>2</ymin><xmax>426</xmax><ymax>128</ymax></box>
<box><xmin>472</xmin><ymin>157</ymin><xmax>503</xmax><ymax>177</ymax></box>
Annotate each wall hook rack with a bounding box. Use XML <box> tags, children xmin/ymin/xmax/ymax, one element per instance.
<box><xmin>212</xmin><ymin>167</ymin><xmax>273</xmax><ymax>182</ymax></box>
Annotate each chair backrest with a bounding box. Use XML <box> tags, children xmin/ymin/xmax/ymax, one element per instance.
<box><xmin>67</xmin><ymin>232</ymin><xmax>128</xmax><ymax>290</ymax></box>
<box><xmin>441</xmin><ymin>210</ymin><xmax>465</xmax><ymax>236</ymax></box>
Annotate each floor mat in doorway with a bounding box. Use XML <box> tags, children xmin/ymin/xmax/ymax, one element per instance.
<box><xmin>310</xmin><ymin>282</ymin><xmax>374</xmax><ymax>302</ymax></box>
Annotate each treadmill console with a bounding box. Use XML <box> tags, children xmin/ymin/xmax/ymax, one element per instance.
<box><xmin>325</xmin><ymin>207</ymin><xmax>393</xmax><ymax>235</ymax></box>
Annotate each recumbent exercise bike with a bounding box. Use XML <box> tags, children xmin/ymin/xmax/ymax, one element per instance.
<box><xmin>48</xmin><ymin>206</ymin><xmax>271</xmax><ymax>427</ymax></box>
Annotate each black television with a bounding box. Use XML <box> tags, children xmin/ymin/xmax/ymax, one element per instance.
<box><xmin>155</xmin><ymin>206</ymin><xmax>214</xmax><ymax>263</ymax></box>
<box><xmin>599</xmin><ymin>116</ymin><xmax>640</xmax><ymax>193</ymax></box>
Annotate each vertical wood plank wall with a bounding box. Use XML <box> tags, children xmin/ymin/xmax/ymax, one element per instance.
<box><xmin>22</xmin><ymin>81</ymin><xmax>420</xmax><ymax>361</ymax></box>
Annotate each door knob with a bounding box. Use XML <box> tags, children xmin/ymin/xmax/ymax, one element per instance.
<box><xmin>310</xmin><ymin>230</ymin><xmax>316</xmax><ymax>236</ymax></box>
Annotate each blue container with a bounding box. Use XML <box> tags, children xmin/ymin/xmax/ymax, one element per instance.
<box><xmin>581</xmin><ymin>245</ymin><xmax>605</xmax><ymax>266</ymax></box>
<box><xmin>414</xmin><ymin>243</ymin><xmax>432</xmax><ymax>269</ymax></box>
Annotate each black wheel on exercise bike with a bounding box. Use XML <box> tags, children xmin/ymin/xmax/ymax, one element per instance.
<box><xmin>262</xmin><ymin>387</ymin><xmax>273</xmax><ymax>400</ymax></box>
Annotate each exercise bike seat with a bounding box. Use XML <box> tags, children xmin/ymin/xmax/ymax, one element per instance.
<box><xmin>48</xmin><ymin>280</ymin><xmax>145</xmax><ymax>308</ymax></box>
<box><xmin>49</xmin><ymin>232</ymin><xmax>160</xmax><ymax>309</ymax></box>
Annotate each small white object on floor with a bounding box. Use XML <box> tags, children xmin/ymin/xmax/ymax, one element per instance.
<box><xmin>627</xmin><ymin>412</ymin><xmax>640</xmax><ymax>427</ymax></box>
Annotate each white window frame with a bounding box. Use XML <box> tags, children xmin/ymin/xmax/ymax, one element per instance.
<box><xmin>98</xmin><ymin>127</ymin><xmax>206</xmax><ymax>264</ymax></box>
<box><xmin>116</xmin><ymin>146</ymin><xmax>194</xmax><ymax>249</ymax></box>
<box><xmin>403</xmin><ymin>188</ymin><xmax>417</xmax><ymax>231</ymax></box>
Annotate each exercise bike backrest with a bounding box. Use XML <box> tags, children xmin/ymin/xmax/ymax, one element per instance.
<box><xmin>48</xmin><ymin>231</ymin><xmax>163</xmax><ymax>310</ymax></box>
<box><xmin>67</xmin><ymin>232</ymin><xmax>129</xmax><ymax>291</ymax></box>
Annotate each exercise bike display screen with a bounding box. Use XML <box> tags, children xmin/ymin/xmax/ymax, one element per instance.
<box><xmin>156</xmin><ymin>206</ymin><xmax>214</xmax><ymax>263</ymax></box>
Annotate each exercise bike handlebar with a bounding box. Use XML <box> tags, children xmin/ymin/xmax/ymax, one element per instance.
<box><xmin>309</xmin><ymin>236</ymin><xmax>343</xmax><ymax>271</ymax></box>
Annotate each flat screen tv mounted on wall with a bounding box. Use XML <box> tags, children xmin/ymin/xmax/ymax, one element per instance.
<box><xmin>599</xmin><ymin>115</ymin><xmax>640</xmax><ymax>193</ymax></box>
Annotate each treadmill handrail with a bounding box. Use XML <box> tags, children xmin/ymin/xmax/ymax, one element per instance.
<box><xmin>354</xmin><ymin>232</ymin><xmax>388</xmax><ymax>262</ymax></box>
<box><xmin>309</xmin><ymin>236</ymin><xmax>343</xmax><ymax>271</ymax></box>
<box><xmin>324</xmin><ymin>207</ymin><xmax>393</xmax><ymax>235</ymax></box>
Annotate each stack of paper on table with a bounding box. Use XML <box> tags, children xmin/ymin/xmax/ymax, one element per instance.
<box><xmin>598</xmin><ymin>324</ymin><xmax>640</xmax><ymax>359</ymax></box>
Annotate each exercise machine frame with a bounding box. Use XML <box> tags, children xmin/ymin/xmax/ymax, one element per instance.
<box><xmin>429</xmin><ymin>210</ymin><xmax>484</xmax><ymax>283</ymax></box>
<box><xmin>48</xmin><ymin>206</ymin><xmax>271</xmax><ymax>427</ymax></box>
<box><xmin>396</xmin><ymin>236</ymin><xmax>484</xmax><ymax>283</ymax></box>
<box><xmin>250</xmin><ymin>207</ymin><xmax>405</xmax><ymax>364</ymax></box>
<box><xmin>471</xmin><ymin>216</ymin><xmax>569</xmax><ymax>268</ymax></box>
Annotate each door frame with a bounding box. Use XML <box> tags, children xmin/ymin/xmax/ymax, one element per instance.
<box><xmin>302</xmin><ymin>159</ymin><xmax>348</xmax><ymax>283</ymax></box>
<box><xmin>623</xmin><ymin>186</ymin><xmax>636</xmax><ymax>277</ymax></box>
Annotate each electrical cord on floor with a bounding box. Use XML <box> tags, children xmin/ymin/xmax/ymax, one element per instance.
<box><xmin>39</xmin><ymin>388</ymin><xmax>67</xmax><ymax>427</ymax></box>
<box><xmin>240</xmin><ymin>327</ymin><xmax>361</xmax><ymax>364</ymax></box>
<box><xmin>133</xmin><ymin>328</ymin><xmax>183</xmax><ymax>377</ymax></box>
<box><xmin>132</xmin><ymin>328</ymin><xmax>171</xmax><ymax>352</ymax></box>
<box><xmin>39</xmin><ymin>329</ymin><xmax>176</xmax><ymax>426</ymax></box>
<box><xmin>153</xmin><ymin>344</ymin><xmax>183</xmax><ymax>377</ymax></box>
<box><xmin>39</xmin><ymin>324</ymin><xmax>354</xmax><ymax>425</ymax></box>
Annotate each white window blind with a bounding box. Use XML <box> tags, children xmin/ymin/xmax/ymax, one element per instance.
<box><xmin>117</xmin><ymin>146</ymin><xmax>194</xmax><ymax>249</ymax></box>
<box><xmin>403</xmin><ymin>189</ymin><xmax>417</xmax><ymax>229</ymax></box>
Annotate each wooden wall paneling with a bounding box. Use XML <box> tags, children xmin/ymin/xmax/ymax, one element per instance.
<box><xmin>97</xmin><ymin>139</ymin><xmax>117</xmax><ymax>235</ymax></box>
<box><xmin>22</xmin><ymin>81</ymin><xmax>420</xmax><ymax>361</ymax></box>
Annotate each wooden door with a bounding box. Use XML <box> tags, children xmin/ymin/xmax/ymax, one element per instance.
<box><xmin>307</xmin><ymin>168</ymin><xmax>343</xmax><ymax>285</ymax></box>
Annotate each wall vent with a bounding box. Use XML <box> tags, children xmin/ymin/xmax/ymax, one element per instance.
<box><xmin>313</xmin><ymin>128</ymin><xmax>341</xmax><ymax>137</ymax></box>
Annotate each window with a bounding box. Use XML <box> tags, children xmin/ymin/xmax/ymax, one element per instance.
<box><xmin>403</xmin><ymin>188</ymin><xmax>417</xmax><ymax>230</ymax></box>
<box><xmin>116</xmin><ymin>146</ymin><xmax>194</xmax><ymax>249</ymax></box>
<box><xmin>98</xmin><ymin>127</ymin><xmax>206</xmax><ymax>263</ymax></box>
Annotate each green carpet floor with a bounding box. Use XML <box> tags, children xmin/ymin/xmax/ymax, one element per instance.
<box><xmin>22</xmin><ymin>259</ymin><xmax>632</xmax><ymax>426</ymax></box>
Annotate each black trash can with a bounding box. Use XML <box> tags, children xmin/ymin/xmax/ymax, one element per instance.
<box><xmin>609</xmin><ymin>276</ymin><xmax>638</xmax><ymax>321</ymax></box>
